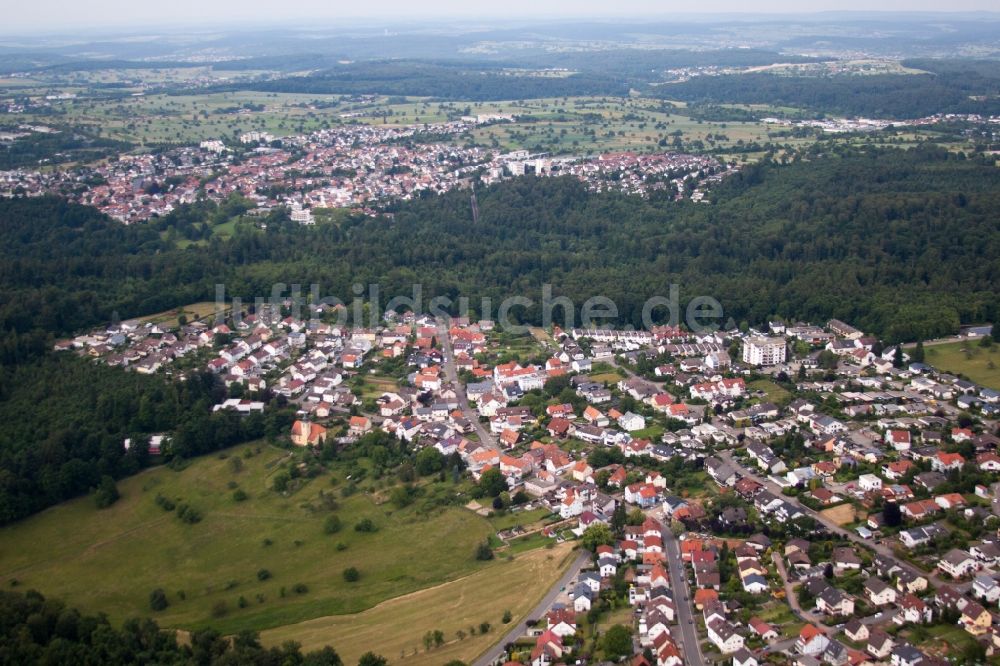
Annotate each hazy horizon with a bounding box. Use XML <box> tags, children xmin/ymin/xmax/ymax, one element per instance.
<box><xmin>4</xmin><ymin>3</ymin><xmax>1000</xmax><ymax>35</ymax></box>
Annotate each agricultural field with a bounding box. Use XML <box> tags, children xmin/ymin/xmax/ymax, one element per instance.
<box><xmin>5</xmin><ymin>85</ymin><xmax>964</xmax><ymax>168</ymax></box>
<box><xmin>462</xmin><ymin>97</ymin><xmax>783</xmax><ymax>157</ymax></box>
<box><xmin>0</xmin><ymin>441</ymin><xmax>539</xmax><ymax>635</ymax></box>
<box><xmin>920</xmin><ymin>339</ymin><xmax>1000</xmax><ymax>390</ymax></box>
<box><xmin>15</xmin><ymin>91</ymin><xmax>358</xmax><ymax>146</ymax></box>
<box><xmin>261</xmin><ymin>542</ymin><xmax>578</xmax><ymax>666</ymax></box>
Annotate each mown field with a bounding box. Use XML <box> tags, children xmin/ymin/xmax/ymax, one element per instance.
<box><xmin>261</xmin><ymin>542</ymin><xmax>577</xmax><ymax>666</ymax></box>
<box><xmin>0</xmin><ymin>442</ymin><xmax>512</xmax><ymax>635</ymax></box>
<box><xmin>748</xmin><ymin>378</ymin><xmax>792</xmax><ymax>406</ymax></box>
<box><xmin>920</xmin><ymin>339</ymin><xmax>1000</xmax><ymax>390</ymax></box>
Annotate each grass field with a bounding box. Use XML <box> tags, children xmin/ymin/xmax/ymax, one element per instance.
<box><xmin>911</xmin><ymin>623</ymin><xmax>980</xmax><ymax>660</ymax></box>
<box><xmin>752</xmin><ymin>601</ymin><xmax>803</xmax><ymax>640</ymax></box>
<box><xmin>136</xmin><ymin>301</ymin><xmax>223</xmax><ymax>328</ymax></box>
<box><xmin>489</xmin><ymin>507</ymin><xmax>554</xmax><ymax>532</ymax></box>
<box><xmin>920</xmin><ymin>340</ymin><xmax>1000</xmax><ymax>390</ymax></box>
<box><xmin>589</xmin><ymin>372</ymin><xmax>623</xmax><ymax>384</ymax></box>
<box><xmin>748</xmin><ymin>378</ymin><xmax>792</xmax><ymax>406</ymax></box>
<box><xmin>260</xmin><ymin>542</ymin><xmax>577</xmax><ymax>665</ymax></box>
<box><xmin>358</xmin><ymin>376</ymin><xmax>400</xmax><ymax>399</ymax></box>
<box><xmin>0</xmin><ymin>442</ymin><xmax>506</xmax><ymax>634</ymax></box>
<box><xmin>630</xmin><ymin>425</ymin><xmax>665</xmax><ymax>441</ymax></box>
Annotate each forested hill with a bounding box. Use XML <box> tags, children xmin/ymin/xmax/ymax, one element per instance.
<box><xmin>655</xmin><ymin>64</ymin><xmax>1000</xmax><ymax>119</ymax></box>
<box><xmin>0</xmin><ymin>144</ymin><xmax>998</xmax><ymax>360</ymax></box>
<box><xmin>352</xmin><ymin>144</ymin><xmax>1000</xmax><ymax>342</ymax></box>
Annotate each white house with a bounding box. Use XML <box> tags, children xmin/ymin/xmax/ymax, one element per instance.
<box><xmin>707</xmin><ymin>619</ymin><xmax>746</xmax><ymax>654</ymax></box>
<box><xmin>619</xmin><ymin>411</ymin><xmax>647</xmax><ymax>432</ymax></box>
<box><xmin>938</xmin><ymin>549</ymin><xmax>980</xmax><ymax>578</ymax></box>
<box><xmin>858</xmin><ymin>474</ymin><xmax>883</xmax><ymax>492</ymax></box>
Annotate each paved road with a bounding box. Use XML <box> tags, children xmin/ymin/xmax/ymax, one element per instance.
<box><xmin>472</xmin><ymin>550</ymin><xmax>590</xmax><ymax>666</ymax></box>
<box><xmin>436</xmin><ymin>317</ymin><xmax>498</xmax><ymax>449</ymax></box>
<box><xmin>661</xmin><ymin>523</ymin><xmax>707</xmax><ymax>666</ymax></box>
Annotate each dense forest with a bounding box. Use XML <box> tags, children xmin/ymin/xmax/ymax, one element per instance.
<box><xmin>221</xmin><ymin>56</ymin><xmax>1000</xmax><ymax>115</ymax></box>
<box><xmin>0</xmin><ymin>126</ymin><xmax>131</xmax><ymax>170</ymax></box>
<box><xmin>1</xmin><ymin>144</ymin><xmax>998</xmax><ymax>523</ymax></box>
<box><xmin>656</xmin><ymin>61</ymin><xmax>1000</xmax><ymax>119</ymax></box>
<box><xmin>224</xmin><ymin>60</ymin><xmax>628</xmax><ymax>101</ymax></box>
<box><xmin>0</xmin><ymin>196</ymin><xmax>208</xmax><ymax>364</ymax></box>
<box><xmin>0</xmin><ymin>589</ymin><xmax>346</xmax><ymax>664</ymax></box>
<box><xmin>223</xmin><ymin>49</ymin><xmax>816</xmax><ymax>98</ymax></box>
<box><xmin>0</xmin><ymin>354</ymin><xmax>295</xmax><ymax>523</ymax></box>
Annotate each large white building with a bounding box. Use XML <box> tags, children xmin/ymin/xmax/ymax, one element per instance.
<box><xmin>742</xmin><ymin>337</ymin><xmax>787</xmax><ymax>367</ymax></box>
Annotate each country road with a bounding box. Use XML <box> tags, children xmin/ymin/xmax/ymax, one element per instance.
<box><xmin>472</xmin><ymin>550</ymin><xmax>590</xmax><ymax>666</ymax></box>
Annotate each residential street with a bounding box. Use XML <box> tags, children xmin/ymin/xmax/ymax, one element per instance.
<box><xmin>717</xmin><ymin>450</ymin><xmax>966</xmax><ymax>592</ymax></box>
<box><xmin>472</xmin><ymin>550</ymin><xmax>591</xmax><ymax>666</ymax></box>
<box><xmin>436</xmin><ymin>317</ymin><xmax>498</xmax><ymax>449</ymax></box>
<box><xmin>660</xmin><ymin>517</ymin><xmax>707</xmax><ymax>666</ymax></box>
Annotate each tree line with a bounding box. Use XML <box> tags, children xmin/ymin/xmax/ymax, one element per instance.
<box><xmin>0</xmin><ymin>588</ymin><xmax>375</xmax><ymax>665</ymax></box>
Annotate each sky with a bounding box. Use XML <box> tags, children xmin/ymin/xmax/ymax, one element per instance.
<box><xmin>3</xmin><ymin>0</ymin><xmax>999</xmax><ymax>33</ymax></box>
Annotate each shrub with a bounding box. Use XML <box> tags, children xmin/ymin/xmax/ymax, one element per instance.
<box><xmin>292</xmin><ymin>583</ymin><xmax>309</xmax><ymax>595</ymax></box>
<box><xmin>94</xmin><ymin>476</ymin><xmax>120</xmax><ymax>509</ymax></box>
<box><xmin>257</xmin><ymin>569</ymin><xmax>271</xmax><ymax>581</ymax></box>
<box><xmin>354</xmin><ymin>518</ymin><xmax>377</xmax><ymax>533</ymax></box>
<box><xmin>343</xmin><ymin>567</ymin><xmax>360</xmax><ymax>582</ymax></box>
<box><xmin>176</xmin><ymin>503</ymin><xmax>202</xmax><ymax>524</ymax></box>
<box><xmin>324</xmin><ymin>515</ymin><xmax>342</xmax><ymax>534</ymax></box>
<box><xmin>155</xmin><ymin>494</ymin><xmax>175</xmax><ymax>511</ymax></box>
<box><xmin>149</xmin><ymin>588</ymin><xmax>168</xmax><ymax>611</ymax></box>
<box><xmin>211</xmin><ymin>600</ymin><xmax>228</xmax><ymax>617</ymax></box>
<box><xmin>474</xmin><ymin>541</ymin><xmax>494</xmax><ymax>561</ymax></box>
<box><xmin>272</xmin><ymin>472</ymin><xmax>290</xmax><ymax>493</ymax></box>
<box><xmin>233</xmin><ymin>489</ymin><xmax>248</xmax><ymax>502</ymax></box>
